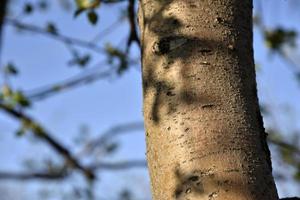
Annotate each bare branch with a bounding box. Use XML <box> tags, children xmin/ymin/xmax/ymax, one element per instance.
<box><xmin>81</xmin><ymin>121</ymin><xmax>144</xmax><ymax>155</ymax></box>
<box><xmin>0</xmin><ymin>103</ymin><xmax>96</xmax><ymax>180</ymax></box>
<box><xmin>268</xmin><ymin>136</ymin><xmax>300</xmax><ymax>155</ymax></box>
<box><xmin>91</xmin><ymin>18</ymin><xmax>124</xmax><ymax>43</ymax></box>
<box><xmin>126</xmin><ymin>0</ymin><xmax>140</xmax><ymax>52</ymax></box>
<box><xmin>0</xmin><ymin>171</ymin><xmax>68</xmax><ymax>181</ymax></box>
<box><xmin>26</xmin><ymin>67</ymin><xmax>113</xmax><ymax>101</ymax></box>
<box><xmin>90</xmin><ymin>160</ymin><xmax>147</xmax><ymax>171</ymax></box>
<box><xmin>5</xmin><ymin>18</ymin><xmax>104</xmax><ymax>53</ymax></box>
<box><xmin>0</xmin><ymin>160</ymin><xmax>147</xmax><ymax>181</ymax></box>
<box><xmin>25</xmin><ymin>56</ymin><xmax>139</xmax><ymax>101</ymax></box>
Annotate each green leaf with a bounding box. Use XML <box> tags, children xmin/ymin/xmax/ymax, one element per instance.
<box><xmin>76</xmin><ymin>0</ymin><xmax>91</xmax><ymax>8</ymax></box>
<box><xmin>294</xmin><ymin>171</ymin><xmax>300</xmax><ymax>181</ymax></box>
<box><xmin>12</xmin><ymin>91</ymin><xmax>31</xmax><ymax>107</ymax></box>
<box><xmin>46</xmin><ymin>23</ymin><xmax>58</xmax><ymax>35</ymax></box>
<box><xmin>105</xmin><ymin>43</ymin><xmax>128</xmax><ymax>75</ymax></box>
<box><xmin>87</xmin><ymin>11</ymin><xmax>98</xmax><ymax>25</ymax></box>
<box><xmin>4</xmin><ymin>63</ymin><xmax>18</xmax><ymax>76</ymax></box>
<box><xmin>68</xmin><ymin>54</ymin><xmax>91</xmax><ymax>67</ymax></box>
<box><xmin>105</xmin><ymin>143</ymin><xmax>118</xmax><ymax>153</ymax></box>
<box><xmin>24</xmin><ymin>3</ymin><xmax>34</xmax><ymax>14</ymax></box>
<box><xmin>74</xmin><ymin>8</ymin><xmax>85</xmax><ymax>17</ymax></box>
<box><xmin>79</xmin><ymin>54</ymin><xmax>91</xmax><ymax>66</ymax></box>
<box><xmin>264</xmin><ymin>28</ymin><xmax>297</xmax><ymax>51</ymax></box>
<box><xmin>74</xmin><ymin>0</ymin><xmax>101</xmax><ymax>17</ymax></box>
<box><xmin>76</xmin><ymin>0</ymin><xmax>100</xmax><ymax>9</ymax></box>
<box><xmin>16</xmin><ymin>128</ymin><xmax>26</xmax><ymax>137</ymax></box>
<box><xmin>1</xmin><ymin>85</ymin><xmax>12</xmax><ymax>97</ymax></box>
<box><xmin>279</xmin><ymin>146</ymin><xmax>297</xmax><ymax>166</ymax></box>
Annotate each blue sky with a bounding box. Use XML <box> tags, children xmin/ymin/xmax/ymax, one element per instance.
<box><xmin>0</xmin><ymin>0</ymin><xmax>300</xmax><ymax>199</ymax></box>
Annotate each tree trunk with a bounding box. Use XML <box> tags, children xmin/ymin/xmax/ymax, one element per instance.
<box><xmin>138</xmin><ymin>0</ymin><xmax>279</xmax><ymax>199</ymax></box>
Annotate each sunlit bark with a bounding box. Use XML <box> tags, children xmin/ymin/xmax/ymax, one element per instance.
<box><xmin>138</xmin><ymin>0</ymin><xmax>279</xmax><ymax>199</ymax></box>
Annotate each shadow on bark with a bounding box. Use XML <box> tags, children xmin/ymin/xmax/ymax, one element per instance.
<box><xmin>173</xmin><ymin>167</ymin><xmax>276</xmax><ymax>200</ymax></box>
<box><xmin>142</xmin><ymin>35</ymin><xmax>227</xmax><ymax>124</ymax></box>
<box><xmin>141</xmin><ymin>0</ymin><xmax>256</xmax><ymax>124</ymax></box>
<box><xmin>140</xmin><ymin>1</ymin><xmax>283</xmax><ymax>199</ymax></box>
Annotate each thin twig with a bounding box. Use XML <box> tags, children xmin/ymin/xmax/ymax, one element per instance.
<box><xmin>0</xmin><ymin>103</ymin><xmax>96</xmax><ymax>180</ymax></box>
<box><xmin>91</xmin><ymin>18</ymin><xmax>124</xmax><ymax>43</ymax></box>
<box><xmin>5</xmin><ymin>18</ymin><xmax>104</xmax><ymax>53</ymax></box>
<box><xmin>0</xmin><ymin>171</ymin><xmax>68</xmax><ymax>181</ymax></box>
<box><xmin>0</xmin><ymin>160</ymin><xmax>147</xmax><ymax>181</ymax></box>
<box><xmin>80</xmin><ymin>121</ymin><xmax>144</xmax><ymax>156</ymax></box>
<box><xmin>268</xmin><ymin>136</ymin><xmax>300</xmax><ymax>155</ymax></box>
<box><xmin>90</xmin><ymin>160</ymin><xmax>147</xmax><ymax>171</ymax></box>
<box><xmin>126</xmin><ymin>0</ymin><xmax>140</xmax><ymax>52</ymax></box>
<box><xmin>26</xmin><ymin>67</ymin><xmax>113</xmax><ymax>101</ymax></box>
<box><xmin>26</xmin><ymin>57</ymin><xmax>139</xmax><ymax>101</ymax></box>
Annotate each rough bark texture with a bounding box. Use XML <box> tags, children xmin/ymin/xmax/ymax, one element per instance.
<box><xmin>138</xmin><ymin>0</ymin><xmax>279</xmax><ymax>200</ymax></box>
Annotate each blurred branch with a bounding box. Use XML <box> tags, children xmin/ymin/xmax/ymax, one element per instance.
<box><xmin>26</xmin><ymin>56</ymin><xmax>139</xmax><ymax>101</ymax></box>
<box><xmin>102</xmin><ymin>0</ymin><xmax>127</xmax><ymax>2</ymax></box>
<box><xmin>0</xmin><ymin>171</ymin><xmax>68</xmax><ymax>181</ymax></box>
<box><xmin>126</xmin><ymin>0</ymin><xmax>140</xmax><ymax>52</ymax></box>
<box><xmin>91</xmin><ymin>18</ymin><xmax>124</xmax><ymax>42</ymax></box>
<box><xmin>0</xmin><ymin>160</ymin><xmax>147</xmax><ymax>181</ymax></box>
<box><xmin>26</xmin><ymin>66</ymin><xmax>113</xmax><ymax>101</ymax></box>
<box><xmin>281</xmin><ymin>51</ymin><xmax>300</xmax><ymax>74</ymax></box>
<box><xmin>254</xmin><ymin>10</ymin><xmax>300</xmax><ymax>76</ymax></box>
<box><xmin>268</xmin><ymin>135</ymin><xmax>300</xmax><ymax>156</ymax></box>
<box><xmin>91</xmin><ymin>160</ymin><xmax>147</xmax><ymax>170</ymax></box>
<box><xmin>0</xmin><ymin>102</ymin><xmax>96</xmax><ymax>180</ymax></box>
<box><xmin>94</xmin><ymin>121</ymin><xmax>144</xmax><ymax>145</ymax></box>
<box><xmin>80</xmin><ymin>121</ymin><xmax>144</xmax><ymax>155</ymax></box>
<box><xmin>4</xmin><ymin>18</ymin><xmax>104</xmax><ymax>53</ymax></box>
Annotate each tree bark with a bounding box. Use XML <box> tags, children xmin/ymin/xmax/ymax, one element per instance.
<box><xmin>138</xmin><ymin>0</ymin><xmax>279</xmax><ymax>199</ymax></box>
